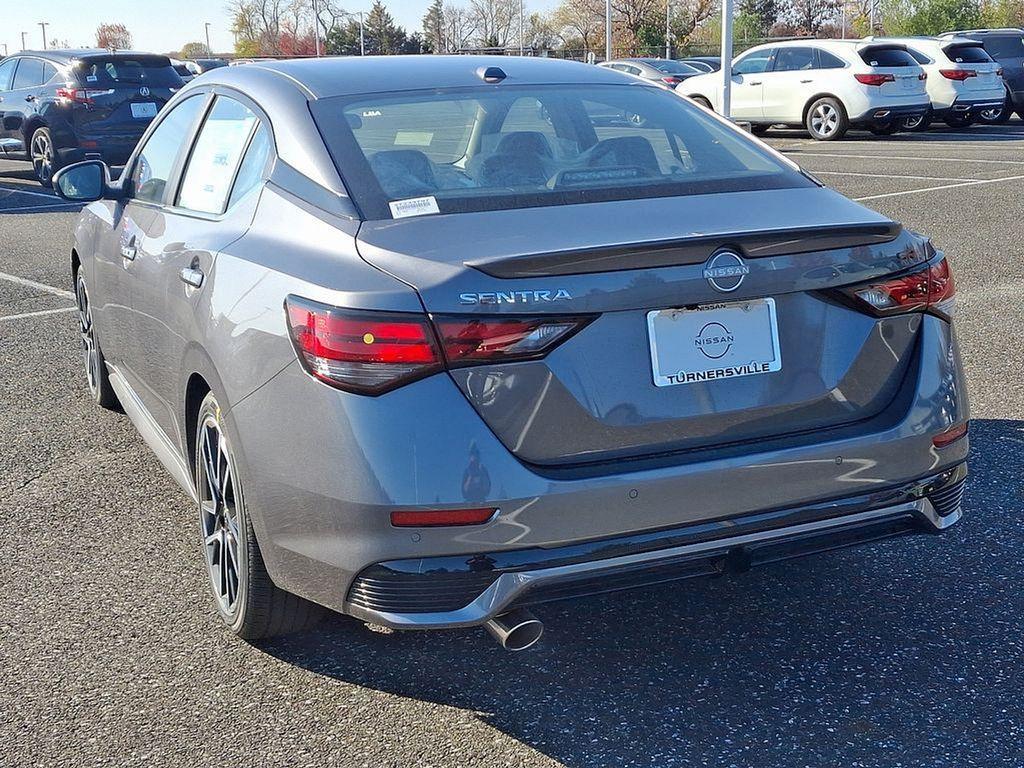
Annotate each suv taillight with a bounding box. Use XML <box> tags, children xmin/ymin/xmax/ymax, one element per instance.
<box><xmin>854</xmin><ymin>73</ymin><xmax>895</xmax><ymax>86</ymax></box>
<box><xmin>56</xmin><ymin>86</ymin><xmax>115</xmax><ymax>104</ymax></box>
<box><xmin>940</xmin><ymin>69</ymin><xmax>977</xmax><ymax>81</ymax></box>
<box><xmin>838</xmin><ymin>256</ymin><xmax>956</xmax><ymax>320</ymax></box>
<box><xmin>285</xmin><ymin>296</ymin><xmax>595</xmax><ymax>395</ymax></box>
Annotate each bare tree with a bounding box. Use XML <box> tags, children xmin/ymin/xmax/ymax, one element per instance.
<box><xmin>468</xmin><ymin>0</ymin><xmax>521</xmax><ymax>47</ymax></box>
<box><xmin>610</xmin><ymin>0</ymin><xmax>660</xmax><ymax>53</ymax></box>
<box><xmin>96</xmin><ymin>22</ymin><xmax>132</xmax><ymax>50</ymax></box>
<box><xmin>443</xmin><ymin>2</ymin><xmax>478</xmax><ymax>51</ymax></box>
<box><xmin>671</xmin><ymin>0</ymin><xmax>718</xmax><ymax>42</ymax></box>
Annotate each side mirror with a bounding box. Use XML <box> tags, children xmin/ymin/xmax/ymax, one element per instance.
<box><xmin>53</xmin><ymin>160</ymin><xmax>123</xmax><ymax>203</ymax></box>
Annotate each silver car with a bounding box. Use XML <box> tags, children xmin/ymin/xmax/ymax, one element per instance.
<box><xmin>54</xmin><ymin>56</ymin><xmax>970</xmax><ymax>651</ymax></box>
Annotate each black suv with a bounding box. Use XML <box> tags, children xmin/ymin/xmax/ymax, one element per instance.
<box><xmin>941</xmin><ymin>29</ymin><xmax>1024</xmax><ymax>123</ymax></box>
<box><xmin>0</xmin><ymin>50</ymin><xmax>183</xmax><ymax>186</ymax></box>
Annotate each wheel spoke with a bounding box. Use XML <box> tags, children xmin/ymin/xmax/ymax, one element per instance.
<box><xmin>197</xmin><ymin>413</ymin><xmax>242</xmax><ymax>616</ymax></box>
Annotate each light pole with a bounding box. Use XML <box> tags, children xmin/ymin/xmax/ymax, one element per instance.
<box><xmin>312</xmin><ymin>0</ymin><xmax>321</xmax><ymax>56</ymax></box>
<box><xmin>665</xmin><ymin>0</ymin><xmax>671</xmax><ymax>59</ymax></box>
<box><xmin>20</xmin><ymin>31</ymin><xmax>27</xmax><ymax>51</ymax></box>
<box><xmin>605</xmin><ymin>0</ymin><xmax>611</xmax><ymax>61</ymax></box>
<box><xmin>38</xmin><ymin>21</ymin><xmax>49</xmax><ymax>50</ymax></box>
<box><xmin>204</xmin><ymin>22</ymin><xmax>212</xmax><ymax>55</ymax></box>
<box><xmin>519</xmin><ymin>0</ymin><xmax>525</xmax><ymax>55</ymax></box>
<box><xmin>719</xmin><ymin>0</ymin><xmax>733</xmax><ymax>118</ymax></box>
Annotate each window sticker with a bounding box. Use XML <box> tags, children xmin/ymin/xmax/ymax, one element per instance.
<box><xmin>394</xmin><ymin>131</ymin><xmax>433</xmax><ymax>147</ymax></box>
<box><xmin>389</xmin><ymin>196</ymin><xmax>440</xmax><ymax>218</ymax></box>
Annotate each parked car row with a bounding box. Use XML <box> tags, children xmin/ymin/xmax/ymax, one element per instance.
<box><xmin>680</xmin><ymin>34</ymin><xmax>1019</xmax><ymax>140</ymax></box>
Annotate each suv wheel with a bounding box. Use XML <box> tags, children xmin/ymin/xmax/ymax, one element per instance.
<box><xmin>30</xmin><ymin>127</ymin><xmax>61</xmax><ymax>187</ymax></box>
<box><xmin>75</xmin><ymin>271</ymin><xmax>120</xmax><ymax>410</ymax></box>
<box><xmin>194</xmin><ymin>392</ymin><xmax>324</xmax><ymax>640</ymax></box>
<box><xmin>869</xmin><ymin>123</ymin><xmax>899</xmax><ymax>136</ymax></box>
<box><xmin>944</xmin><ymin>113</ymin><xmax>974</xmax><ymax>129</ymax></box>
<box><xmin>805</xmin><ymin>97</ymin><xmax>848</xmax><ymax>141</ymax></box>
<box><xmin>900</xmin><ymin>113</ymin><xmax>931</xmax><ymax>132</ymax></box>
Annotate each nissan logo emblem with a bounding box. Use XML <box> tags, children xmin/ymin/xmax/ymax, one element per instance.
<box><xmin>702</xmin><ymin>251</ymin><xmax>750</xmax><ymax>293</ymax></box>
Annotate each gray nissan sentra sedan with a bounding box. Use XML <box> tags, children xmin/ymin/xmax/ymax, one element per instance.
<box><xmin>54</xmin><ymin>56</ymin><xmax>969</xmax><ymax>650</ymax></box>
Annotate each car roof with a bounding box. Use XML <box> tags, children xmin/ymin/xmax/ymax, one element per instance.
<box><xmin>232</xmin><ymin>55</ymin><xmax>634</xmax><ymax>99</ymax></box>
<box><xmin>941</xmin><ymin>28</ymin><xmax>1024</xmax><ymax>37</ymax></box>
<box><xmin>16</xmin><ymin>49</ymin><xmax>172</xmax><ymax>65</ymax></box>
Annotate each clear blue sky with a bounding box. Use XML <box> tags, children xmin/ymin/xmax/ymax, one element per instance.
<box><xmin>1</xmin><ymin>0</ymin><xmax>554</xmax><ymax>57</ymax></box>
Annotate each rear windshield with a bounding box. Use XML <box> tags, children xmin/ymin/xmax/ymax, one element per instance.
<box><xmin>980</xmin><ymin>35</ymin><xmax>1024</xmax><ymax>59</ymax></box>
<box><xmin>651</xmin><ymin>61</ymin><xmax>700</xmax><ymax>75</ymax></box>
<box><xmin>311</xmin><ymin>84</ymin><xmax>811</xmax><ymax>219</ymax></box>
<box><xmin>944</xmin><ymin>44</ymin><xmax>994</xmax><ymax>64</ymax></box>
<box><xmin>74</xmin><ymin>56</ymin><xmax>182</xmax><ymax>87</ymax></box>
<box><xmin>860</xmin><ymin>46</ymin><xmax>919</xmax><ymax>67</ymax></box>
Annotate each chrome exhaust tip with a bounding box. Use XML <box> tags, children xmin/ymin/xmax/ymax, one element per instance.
<box><xmin>484</xmin><ymin>608</ymin><xmax>544</xmax><ymax>651</ymax></box>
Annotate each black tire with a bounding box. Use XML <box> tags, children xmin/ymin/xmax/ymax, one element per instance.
<box><xmin>194</xmin><ymin>392</ymin><xmax>324</xmax><ymax>640</ymax></box>
<box><xmin>978</xmin><ymin>94</ymin><xmax>1012</xmax><ymax>124</ymax></box>
<box><xmin>29</xmin><ymin>126</ymin><xmax>61</xmax><ymax>187</ymax></box>
<box><xmin>75</xmin><ymin>271</ymin><xmax>120</xmax><ymax>410</ymax></box>
<box><xmin>869</xmin><ymin>123</ymin><xmax>899</xmax><ymax>136</ymax></box>
<box><xmin>900</xmin><ymin>112</ymin><xmax>931</xmax><ymax>132</ymax></box>
<box><xmin>805</xmin><ymin>97</ymin><xmax>849</xmax><ymax>141</ymax></box>
<box><xmin>689</xmin><ymin>95</ymin><xmax>713</xmax><ymax>111</ymax></box>
<box><xmin>944</xmin><ymin>113</ymin><xmax>974</xmax><ymax>129</ymax></box>
<box><xmin>751</xmin><ymin>124</ymin><xmax>770</xmax><ymax>136</ymax></box>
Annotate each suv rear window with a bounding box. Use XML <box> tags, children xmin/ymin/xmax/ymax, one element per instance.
<box><xmin>980</xmin><ymin>35</ymin><xmax>1024</xmax><ymax>59</ymax></box>
<box><xmin>74</xmin><ymin>56</ymin><xmax>182</xmax><ymax>87</ymax></box>
<box><xmin>311</xmin><ymin>83</ymin><xmax>811</xmax><ymax>219</ymax></box>
<box><xmin>860</xmin><ymin>47</ymin><xmax>919</xmax><ymax>67</ymax></box>
<box><xmin>944</xmin><ymin>44</ymin><xmax>993</xmax><ymax>63</ymax></box>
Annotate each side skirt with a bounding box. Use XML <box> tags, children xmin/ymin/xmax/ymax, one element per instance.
<box><xmin>107</xmin><ymin>364</ymin><xmax>197</xmax><ymax>502</ymax></box>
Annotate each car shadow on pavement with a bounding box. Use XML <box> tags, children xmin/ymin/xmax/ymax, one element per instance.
<box><xmin>257</xmin><ymin>417</ymin><xmax>1023</xmax><ymax>766</ymax></box>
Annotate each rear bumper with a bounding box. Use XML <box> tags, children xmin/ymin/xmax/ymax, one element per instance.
<box><xmin>344</xmin><ymin>463</ymin><xmax>967</xmax><ymax>628</ymax></box>
<box><xmin>933</xmin><ymin>97</ymin><xmax>1007</xmax><ymax>118</ymax></box>
<box><xmin>850</xmin><ymin>103</ymin><xmax>929</xmax><ymax>126</ymax></box>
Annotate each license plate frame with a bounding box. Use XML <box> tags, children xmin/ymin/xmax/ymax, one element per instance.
<box><xmin>647</xmin><ymin>298</ymin><xmax>782</xmax><ymax>388</ymax></box>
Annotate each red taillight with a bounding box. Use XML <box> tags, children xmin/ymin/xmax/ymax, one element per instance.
<box><xmin>56</xmin><ymin>86</ymin><xmax>114</xmax><ymax>104</ymax></box>
<box><xmin>845</xmin><ymin>257</ymin><xmax>956</xmax><ymax>319</ymax></box>
<box><xmin>661</xmin><ymin>76</ymin><xmax>681</xmax><ymax>85</ymax></box>
<box><xmin>285</xmin><ymin>296</ymin><xmax>594</xmax><ymax>394</ymax></box>
<box><xmin>433</xmin><ymin>315</ymin><xmax>594</xmax><ymax>367</ymax></box>
<box><xmin>855</xmin><ymin>73</ymin><xmax>895</xmax><ymax>86</ymax></box>
<box><xmin>932</xmin><ymin>422</ymin><xmax>969</xmax><ymax>448</ymax></box>
<box><xmin>940</xmin><ymin>69</ymin><xmax>977</xmax><ymax>81</ymax></box>
<box><xmin>390</xmin><ymin>507</ymin><xmax>497</xmax><ymax>527</ymax></box>
<box><xmin>285</xmin><ymin>297</ymin><xmax>442</xmax><ymax>394</ymax></box>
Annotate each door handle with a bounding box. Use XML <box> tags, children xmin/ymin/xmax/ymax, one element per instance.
<box><xmin>800</xmin><ymin>79</ymin><xmax>813</xmax><ymax>84</ymax></box>
<box><xmin>749</xmin><ymin>81</ymin><xmax>762</xmax><ymax>86</ymax></box>
<box><xmin>120</xmin><ymin>245</ymin><xmax>137</xmax><ymax>260</ymax></box>
<box><xmin>25</xmin><ymin>95</ymin><xmax>36</xmax><ymax>103</ymax></box>
<box><xmin>179</xmin><ymin>267</ymin><xmax>204</xmax><ymax>289</ymax></box>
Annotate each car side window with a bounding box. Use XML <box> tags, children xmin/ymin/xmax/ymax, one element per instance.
<box><xmin>0</xmin><ymin>58</ymin><xmax>18</xmax><ymax>91</ymax></box>
<box><xmin>12</xmin><ymin>58</ymin><xmax>44</xmax><ymax>89</ymax></box>
<box><xmin>734</xmin><ymin>50</ymin><xmax>774</xmax><ymax>75</ymax></box>
<box><xmin>41</xmin><ymin>62</ymin><xmax>58</xmax><ymax>83</ymax></box>
<box><xmin>227</xmin><ymin>123</ymin><xmax>272</xmax><ymax>209</ymax></box>
<box><xmin>176</xmin><ymin>96</ymin><xmax>260</xmax><ymax>214</ymax></box>
<box><xmin>773</xmin><ymin>47</ymin><xmax>816</xmax><ymax>72</ymax></box>
<box><xmin>816</xmin><ymin>50</ymin><xmax>847</xmax><ymax>69</ymax></box>
<box><xmin>130</xmin><ymin>95</ymin><xmax>205</xmax><ymax>205</ymax></box>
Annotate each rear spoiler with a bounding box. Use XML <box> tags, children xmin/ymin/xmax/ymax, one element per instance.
<box><xmin>468</xmin><ymin>222</ymin><xmax>902</xmax><ymax>278</ymax></box>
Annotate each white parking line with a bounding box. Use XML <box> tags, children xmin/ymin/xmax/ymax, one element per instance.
<box><xmin>853</xmin><ymin>173</ymin><xmax>1024</xmax><ymax>202</ymax></box>
<box><xmin>784</xmin><ymin>151</ymin><xmax>1024</xmax><ymax>165</ymax></box>
<box><xmin>0</xmin><ymin>306</ymin><xmax>78</xmax><ymax>323</ymax></box>
<box><xmin>814</xmin><ymin>170</ymin><xmax>976</xmax><ymax>182</ymax></box>
<box><xmin>0</xmin><ymin>270</ymin><xmax>74</xmax><ymax>300</ymax></box>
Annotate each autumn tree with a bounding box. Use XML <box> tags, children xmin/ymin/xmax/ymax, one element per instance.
<box><xmin>550</xmin><ymin>0</ymin><xmax>605</xmax><ymax>53</ymax></box>
<box><xmin>180</xmin><ymin>41</ymin><xmax>212</xmax><ymax>59</ymax></box>
<box><xmin>96</xmin><ymin>23</ymin><xmax>132</xmax><ymax>50</ymax></box>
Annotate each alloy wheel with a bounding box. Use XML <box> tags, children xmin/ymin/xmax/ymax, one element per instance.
<box><xmin>902</xmin><ymin>115</ymin><xmax>924</xmax><ymax>130</ymax></box>
<box><xmin>31</xmin><ymin>131</ymin><xmax>53</xmax><ymax>183</ymax></box>
<box><xmin>811</xmin><ymin>103</ymin><xmax>839</xmax><ymax>138</ymax></box>
<box><xmin>198</xmin><ymin>415</ymin><xmax>244</xmax><ymax>617</ymax></box>
<box><xmin>76</xmin><ymin>277</ymin><xmax>101</xmax><ymax>396</ymax></box>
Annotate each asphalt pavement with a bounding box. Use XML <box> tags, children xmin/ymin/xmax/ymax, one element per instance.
<box><xmin>1</xmin><ymin>123</ymin><xmax>1023</xmax><ymax>768</ymax></box>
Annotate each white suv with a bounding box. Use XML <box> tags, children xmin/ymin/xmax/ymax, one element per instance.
<box><xmin>683</xmin><ymin>40</ymin><xmax>930</xmax><ymax>140</ymax></box>
<box><xmin>878</xmin><ymin>36</ymin><xmax>1005</xmax><ymax>130</ymax></box>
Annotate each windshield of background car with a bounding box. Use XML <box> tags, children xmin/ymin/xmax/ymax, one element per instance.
<box><xmin>982</xmin><ymin>35</ymin><xmax>1024</xmax><ymax>58</ymax></box>
<box><xmin>74</xmin><ymin>56</ymin><xmax>182</xmax><ymax>87</ymax></box>
<box><xmin>311</xmin><ymin>84</ymin><xmax>811</xmax><ymax>219</ymax></box>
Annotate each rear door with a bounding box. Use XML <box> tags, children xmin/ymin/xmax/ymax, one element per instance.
<box><xmin>125</xmin><ymin>94</ymin><xmax>270</xmax><ymax>445</ymax></box>
<box><xmin>730</xmin><ymin>49</ymin><xmax>775</xmax><ymax>118</ymax></box>
<box><xmin>860</xmin><ymin>45</ymin><xmax>927</xmax><ymax>99</ymax></box>
<box><xmin>762</xmin><ymin>47</ymin><xmax>817</xmax><ymax>121</ymax></box>
<box><xmin>943</xmin><ymin>42</ymin><xmax>1003</xmax><ymax>95</ymax></box>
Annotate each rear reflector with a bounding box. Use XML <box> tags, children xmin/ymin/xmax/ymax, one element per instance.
<box><xmin>843</xmin><ymin>255</ymin><xmax>956</xmax><ymax>319</ymax></box>
<box><xmin>932</xmin><ymin>422</ymin><xmax>968</xmax><ymax>448</ymax></box>
<box><xmin>390</xmin><ymin>507</ymin><xmax>497</xmax><ymax>527</ymax></box>
<box><xmin>433</xmin><ymin>315</ymin><xmax>595</xmax><ymax>367</ymax></box>
<box><xmin>940</xmin><ymin>69</ymin><xmax>977</xmax><ymax>81</ymax></box>
<box><xmin>855</xmin><ymin>73</ymin><xmax>895</xmax><ymax>86</ymax></box>
<box><xmin>285</xmin><ymin>297</ymin><xmax>442</xmax><ymax>394</ymax></box>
